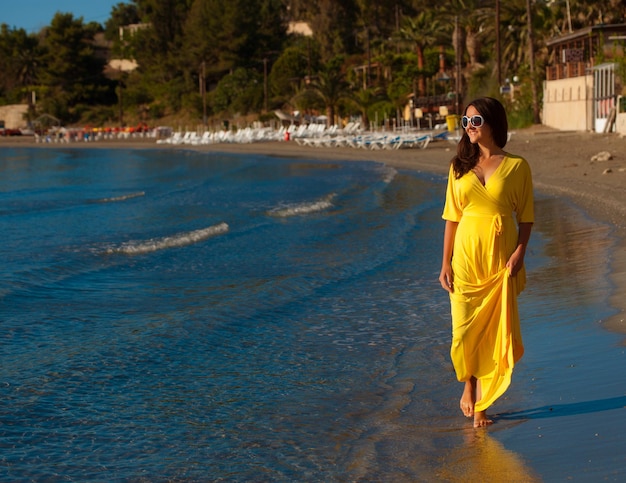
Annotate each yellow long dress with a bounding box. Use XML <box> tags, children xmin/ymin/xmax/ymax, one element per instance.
<box><xmin>442</xmin><ymin>154</ymin><xmax>534</xmax><ymax>412</ymax></box>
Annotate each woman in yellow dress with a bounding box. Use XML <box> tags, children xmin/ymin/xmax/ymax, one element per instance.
<box><xmin>439</xmin><ymin>97</ymin><xmax>534</xmax><ymax>428</ymax></box>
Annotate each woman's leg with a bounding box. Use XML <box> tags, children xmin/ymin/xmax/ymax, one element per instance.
<box><xmin>473</xmin><ymin>379</ymin><xmax>494</xmax><ymax>428</ymax></box>
<box><xmin>460</xmin><ymin>377</ymin><xmax>476</xmax><ymax>417</ymax></box>
<box><xmin>461</xmin><ymin>377</ymin><xmax>494</xmax><ymax>427</ymax></box>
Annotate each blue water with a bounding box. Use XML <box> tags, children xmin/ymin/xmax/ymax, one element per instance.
<box><xmin>0</xmin><ymin>147</ymin><xmax>624</xmax><ymax>481</ymax></box>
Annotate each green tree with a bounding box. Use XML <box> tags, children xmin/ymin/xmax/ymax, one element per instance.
<box><xmin>133</xmin><ymin>0</ymin><xmax>191</xmax><ymax>53</ymax></box>
<box><xmin>352</xmin><ymin>0</ymin><xmax>404</xmax><ymax>88</ymax></box>
<box><xmin>104</xmin><ymin>2</ymin><xmax>141</xmax><ymax>54</ymax></box>
<box><xmin>309</xmin><ymin>0</ymin><xmax>358</xmax><ymax>62</ymax></box>
<box><xmin>4</xmin><ymin>0</ymin><xmax>620</xmax><ymax>126</ymax></box>
<box><xmin>38</xmin><ymin>13</ymin><xmax>111</xmax><ymax>121</ymax></box>
<box><xmin>211</xmin><ymin>67</ymin><xmax>263</xmax><ymax>115</ymax></box>
<box><xmin>130</xmin><ymin>0</ymin><xmax>191</xmax><ymax>77</ymax></box>
<box><xmin>562</xmin><ymin>0</ymin><xmax>626</xmax><ymax>29</ymax></box>
<box><xmin>182</xmin><ymin>0</ymin><xmax>286</xmax><ymax>81</ymax></box>
<box><xmin>269</xmin><ymin>39</ymin><xmax>321</xmax><ymax>108</ymax></box>
<box><xmin>499</xmin><ymin>1</ymin><xmax>533</xmax><ymax>81</ymax></box>
<box><xmin>307</xmin><ymin>58</ymin><xmax>351</xmax><ymax>126</ymax></box>
<box><xmin>399</xmin><ymin>10</ymin><xmax>441</xmax><ymax>95</ymax></box>
<box><xmin>181</xmin><ymin>0</ymin><xmax>244</xmax><ymax>82</ymax></box>
<box><xmin>348</xmin><ymin>86</ymin><xmax>385</xmax><ymax>129</ymax></box>
<box><xmin>386</xmin><ymin>52</ymin><xmax>419</xmax><ymax>122</ymax></box>
<box><xmin>0</xmin><ymin>25</ymin><xmax>42</xmax><ymax>103</ymax></box>
<box><xmin>179</xmin><ymin>0</ymin><xmax>286</xmax><ymax>121</ymax></box>
<box><xmin>386</xmin><ymin>71</ymin><xmax>412</xmax><ymax>125</ymax></box>
<box><xmin>123</xmin><ymin>0</ymin><xmax>192</xmax><ymax>117</ymax></box>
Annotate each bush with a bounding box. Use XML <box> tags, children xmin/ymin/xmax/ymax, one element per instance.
<box><xmin>211</xmin><ymin>68</ymin><xmax>264</xmax><ymax>116</ymax></box>
<box><xmin>367</xmin><ymin>100</ymin><xmax>396</xmax><ymax>129</ymax></box>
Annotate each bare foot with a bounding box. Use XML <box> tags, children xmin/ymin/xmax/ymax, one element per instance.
<box><xmin>474</xmin><ymin>410</ymin><xmax>494</xmax><ymax>428</ymax></box>
<box><xmin>460</xmin><ymin>379</ymin><xmax>476</xmax><ymax>417</ymax></box>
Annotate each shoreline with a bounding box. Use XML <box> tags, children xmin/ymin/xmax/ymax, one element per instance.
<box><xmin>3</xmin><ymin>129</ymin><xmax>625</xmax><ymax>334</ymax></box>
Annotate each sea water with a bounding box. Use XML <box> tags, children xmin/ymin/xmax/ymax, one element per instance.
<box><xmin>0</xmin><ymin>147</ymin><xmax>622</xmax><ymax>481</ymax></box>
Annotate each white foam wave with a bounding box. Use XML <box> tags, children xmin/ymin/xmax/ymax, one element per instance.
<box><xmin>97</xmin><ymin>191</ymin><xmax>146</xmax><ymax>203</ymax></box>
<box><xmin>107</xmin><ymin>222</ymin><xmax>229</xmax><ymax>255</ymax></box>
<box><xmin>381</xmin><ymin>166</ymin><xmax>398</xmax><ymax>184</ymax></box>
<box><xmin>269</xmin><ymin>194</ymin><xmax>335</xmax><ymax>217</ymax></box>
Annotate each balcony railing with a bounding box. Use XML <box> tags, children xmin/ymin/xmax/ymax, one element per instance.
<box><xmin>546</xmin><ymin>62</ymin><xmax>589</xmax><ymax>81</ymax></box>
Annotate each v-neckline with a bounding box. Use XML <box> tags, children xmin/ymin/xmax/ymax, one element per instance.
<box><xmin>473</xmin><ymin>155</ymin><xmax>507</xmax><ymax>187</ymax></box>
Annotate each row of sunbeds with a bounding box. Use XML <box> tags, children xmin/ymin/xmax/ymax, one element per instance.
<box><xmin>156</xmin><ymin>123</ymin><xmax>450</xmax><ymax>149</ymax></box>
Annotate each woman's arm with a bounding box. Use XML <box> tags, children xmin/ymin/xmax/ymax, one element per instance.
<box><xmin>439</xmin><ymin>220</ymin><xmax>459</xmax><ymax>293</ymax></box>
<box><xmin>506</xmin><ymin>222</ymin><xmax>533</xmax><ymax>276</ymax></box>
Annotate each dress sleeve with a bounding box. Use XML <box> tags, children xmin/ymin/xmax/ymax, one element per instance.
<box><xmin>515</xmin><ymin>158</ymin><xmax>534</xmax><ymax>223</ymax></box>
<box><xmin>442</xmin><ymin>164</ymin><xmax>462</xmax><ymax>222</ymax></box>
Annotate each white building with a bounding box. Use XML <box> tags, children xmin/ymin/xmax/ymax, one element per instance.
<box><xmin>542</xmin><ymin>24</ymin><xmax>626</xmax><ymax>133</ymax></box>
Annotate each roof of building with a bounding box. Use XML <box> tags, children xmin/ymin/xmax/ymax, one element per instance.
<box><xmin>546</xmin><ymin>23</ymin><xmax>626</xmax><ymax>47</ymax></box>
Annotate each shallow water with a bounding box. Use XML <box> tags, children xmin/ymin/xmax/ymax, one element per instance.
<box><xmin>0</xmin><ymin>147</ymin><xmax>623</xmax><ymax>481</ymax></box>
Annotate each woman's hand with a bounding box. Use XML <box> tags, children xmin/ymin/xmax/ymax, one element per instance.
<box><xmin>507</xmin><ymin>223</ymin><xmax>532</xmax><ymax>276</ymax></box>
<box><xmin>439</xmin><ymin>263</ymin><xmax>454</xmax><ymax>293</ymax></box>
<box><xmin>506</xmin><ymin>247</ymin><xmax>525</xmax><ymax>276</ymax></box>
<box><xmin>440</xmin><ymin>220</ymin><xmax>458</xmax><ymax>293</ymax></box>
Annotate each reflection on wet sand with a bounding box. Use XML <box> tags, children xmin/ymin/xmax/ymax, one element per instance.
<box><xmin>437</xmin><ymin>429</ymin><xmax>540</xmax><ymax>482</ymax></box>
<box><xmin>529</xmin><ymin>197</ymin><xmax>613</xmax><ymax>304</ymax></box>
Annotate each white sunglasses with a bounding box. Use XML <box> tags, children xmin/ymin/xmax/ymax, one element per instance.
<box><xmin>461</xmin><ymin>115</ymin><xmax>485</xmax><ymax>129</ymax></box>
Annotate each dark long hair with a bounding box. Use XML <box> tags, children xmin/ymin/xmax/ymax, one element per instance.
<box><xmin>451</xmin><ymin>97</ymin><xmax>509</xmax><ymax>178</ymax></box>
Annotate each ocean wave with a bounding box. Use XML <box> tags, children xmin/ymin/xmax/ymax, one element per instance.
<box><xmin>106</xmin><ymin>222</ymin><xmax>229</xmax><ymax>255</ymax></box>
<box><xmin>380</xmin><ymin>166</ymin><xmax>398</xmax><ymax>184</ymax></box>
<box><xmin>269</xmin><ymin>194</ymin><xmax>335</xmax><ymax>217</ymax></box>
<box><xmin>96</xmin><ymin>191</ymin><xmax>146</xmax><ymax>203</ymax></box>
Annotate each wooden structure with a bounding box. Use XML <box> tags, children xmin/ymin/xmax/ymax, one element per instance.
<box><xmin>543</xmin><ymin>23</ymin><xmax>626</xmax><ymax>132</ymax></box>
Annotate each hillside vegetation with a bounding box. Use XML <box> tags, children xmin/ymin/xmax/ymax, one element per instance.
<box><xmin>1</xmin><ymin>0</ymin><xmax>625</xmax><ymax>129</ymax></box>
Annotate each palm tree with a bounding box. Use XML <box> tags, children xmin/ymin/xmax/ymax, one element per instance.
<box><xmin>307</xmin><ymin>61</ymin><xmax>351</xmax><ymax>127</ymax></box>
<box><xmin>464</xmin><ymin>9</ymin><xmax>489</xmax><ymax>69</ymax></box>
<box><xmin>14</xmin><ymin>34</ymin><xmax>41</xmax><ymax>123</ymax></box>
<box><xmin>399</xmin><ymin>11</ymin><xmax>440</xmax><ymax>95</ymax></box>
<box><xmin>437</xmin><ymin>0</ymin><xmax>491</xmax><ymax>70</ymax></box>
<box><xmin>435</xmin><ymin>0</ymin><xmax>484</xmax><ymax>107</ymax></box>
<box><xmin>349</xmin><ymin>86</ymin><xmax>385</xmax><ymax>130</ymax></box>
<box><xmin>10</xmin><ymin>31</ymin><xmax>40</xmax><ymax>89</ymax></box>
<box><xmin>526</xmin><ymin>0</ymin><xmax>541</xmax><ymax>124</ymax></box>
<box><xmin>0</xmin><ymin>26</ymin><xmax>41</xmax><ymax>103</ymax></box>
